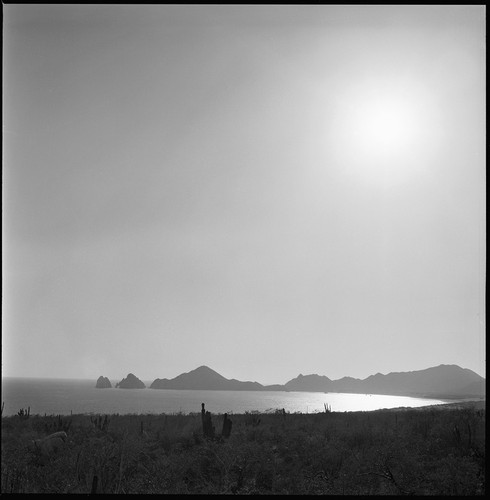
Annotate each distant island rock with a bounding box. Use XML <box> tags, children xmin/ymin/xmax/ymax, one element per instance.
<box><xmin>95</xmin><ymin>376</ymin><xmax>112</xmax><ymax>389</ymax></box>
<box><xmin>116</xmin><ymin>373</ymin><xmax>146</xmax><ymax>389</ymax></box>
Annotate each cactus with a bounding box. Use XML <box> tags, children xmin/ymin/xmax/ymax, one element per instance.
<box><xmin>90</xmin><ymin>475</ymin><xmax>98</xmax><ymax>494</ymax></box>
<box><xmin>222</xmin><ymin>413</ymin><xmax>232</xmax><ymax>438</ymax></box>
<box><xmin>44</xmin><ymin>414</ymin><xmax>72</xmax><ymax>432</ymax></box>
<box><xmin>453</xmin><ymin>424</ymin><xmax>461</xmax><ymax>443</ymax></box>
<box><xmin>91</xmin><ymin>414</ymin><xmax>110</xmax><ymax>431</ymax></box>
<box><xmin>245</xmin><ymin>411</ymin><xmax>261</xmax><ymax>427</ymax></box>
<box><xmin>17</xmin><ymin>407</ymin><xmax>30</xmax><ymax>419</ymax></box>
<box><xmin>201</xmin><ymin>403</ymin><xmax>215</xmax><ymax>438</ymax></box>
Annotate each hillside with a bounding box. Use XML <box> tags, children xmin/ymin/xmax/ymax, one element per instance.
<box><xmin>357</xmin><ymin>364</ymin><xmax>485</xmax><ymax>398</ymax></box>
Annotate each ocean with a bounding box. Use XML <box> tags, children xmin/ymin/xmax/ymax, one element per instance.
<box><xmin>1</xmin><ymin>377</ymin><xmax>449</xmax><ymax>417</ymax></box>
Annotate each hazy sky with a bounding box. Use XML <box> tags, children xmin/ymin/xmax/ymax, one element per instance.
<box><xmin>3</xmin><ymin>5</ymin><xmax>485</xmax><ymax>384</ymax></box>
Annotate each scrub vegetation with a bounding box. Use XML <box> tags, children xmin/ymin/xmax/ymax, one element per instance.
<box><xmin>1</xmin><ymin>402</ymin><xmax>485</xmax><ymax>494</ymax></box>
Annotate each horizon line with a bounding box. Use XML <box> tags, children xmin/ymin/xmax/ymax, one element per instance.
<box><xmin>2</xmin><ymin>362</ymin><xmax>485</xmax><ymax>383</ymax></box>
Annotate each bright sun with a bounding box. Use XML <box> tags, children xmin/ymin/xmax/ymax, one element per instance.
<box><xmin>327</xmin><ymin>76</ymin><xmax>439</xmax><ymax>187</ymax></box>
<box><xmin>354</xmin><ymin>96</ymin><xmax>416</xmax><ymax>155</ymax></box>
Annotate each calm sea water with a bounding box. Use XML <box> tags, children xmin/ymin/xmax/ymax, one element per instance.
<box><xmin>1</xmin><ymin>377</ymin><xmax>449</xmax><ymax>417</ymax></box>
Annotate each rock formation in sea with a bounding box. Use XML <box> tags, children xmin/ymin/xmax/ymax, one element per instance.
<box><xmin>116</xmin><ymin>373</ymin><xmax>146</xmax><ymax>389</ymax></box>
<box><xmin>95</xmin><ymin>376</ymin><xmax>112</xmax><ymax>389</ymax></box>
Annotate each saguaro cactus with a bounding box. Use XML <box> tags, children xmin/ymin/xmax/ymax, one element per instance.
<box><xmin>91</xmin><ymin>414</ymin><xmax>110</xmax><ymax>432</ymax></box>
<box><xmin>201</xmin><ymin>403</ymin><xmax>215</xmax><ymax>438</ymax></box>
<box><xmin>90</xmin><ymin>475</ymin><xmax>98</xmax><ymax>494</ymax></box>
<box><xmin>17</xmin><ymin>407</ymin><xmax>30</xmax><ymax>419</ymax></box>
<box><xmin>222</xmin><ymin>413</ymin><xmax>232</xmax><ymax>438</ymax></box>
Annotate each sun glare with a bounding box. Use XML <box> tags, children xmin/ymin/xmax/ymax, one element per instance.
<box><xmin>354</xmin><ymin>96</ymin><xmax>417</xmax><ymax>156</ymax></box>
<box><xmin>327</xmin><ymin>76</ymin><xmax>439</xmax><ymax>187</ymax></box>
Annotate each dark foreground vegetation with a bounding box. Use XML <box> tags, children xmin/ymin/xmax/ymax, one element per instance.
<box><xmin>1</xmin><ymin>402</ymin><xmax>485</xmax><ymax>494</ymax></box>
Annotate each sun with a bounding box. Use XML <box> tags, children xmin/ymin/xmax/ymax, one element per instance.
<box><xmin>351</xmin><ymin>93</ymin><xmax>419</xmax><ymax>162</ymax></box>
<box><xmin>358</xmin><ymin>99</ymin><xmax>412</xmax><ymax>147</ymax></box>
<box><xmin>326</xmin><ymin>76</ymin><xmax>439</xmax><ymax>187</ymax></box>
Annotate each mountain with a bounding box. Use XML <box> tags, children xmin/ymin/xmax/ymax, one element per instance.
<box><xmin>284</xmin><ymin>374</ymin><xmax>333</xmax><ymax>392</ymax></box>
<box><xmin>461</xmin><ymin>380</ymin><xmax>486</xmax><ymax>397</ymax></box>
<box><xmin>263</xmin><ymin>384</ymin><xmax>286</xmax><ymax>391</ymax></box>
<box><xmin>116</xmin><ymin>373</ymin><xmax>146</xmax><ymax>389</ymax></box>
<box><xmin>150</xmin><ymin>365</ymin><xmax>263</xmax><ymax>391</ymax></box>
<box><xmin>95</xmin><ymin>376</ymin><xmax>112</xmax><ymax>389</ymax></box>
<box><xmin>330</xmin><ymin>376</ymin><xmax>364</xmax><ymax>393</ymax></box>
<box><xmin>146</xmin><ymin>364</ymin><xmax>484</xmax><ymax>399</ymax></box>
<box><xmin>355</xmin><ymin>364</ymin><xmax>485</xmax><ymax>399</ymax></box>
<box><xmin>283</xmin><ymin>364</ymin><xmax>485</xmax><ymax>399</ymax></box>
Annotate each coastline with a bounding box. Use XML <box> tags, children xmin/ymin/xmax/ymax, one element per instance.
<box><xmin>384</xmin><ymin>398</ymin><xmax>485</xmax><ymax>412</ymax></box>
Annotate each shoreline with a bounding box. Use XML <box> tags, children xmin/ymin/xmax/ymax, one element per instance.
<box><xmin>384</xmin><ymin>398</ymin><xmax>485</xmax><ymax>412</ymax></box>
<box><xmin>2</xmin><ymin>399</ymin><xmax>484</xmax><ymax>418</ymax></box>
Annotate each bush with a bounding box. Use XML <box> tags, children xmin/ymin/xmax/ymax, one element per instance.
<box><xmin>1</xmin><ymin>406</ymin><xmax>485</xmax><ymax>494</ymax></box>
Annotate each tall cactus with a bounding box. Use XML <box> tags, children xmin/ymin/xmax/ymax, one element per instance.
<box><xmin>222</xmin><ymin>413</ymin><xmax>232</xmax><ymax>438</ymax></box>
<box><xmin>201</xmin><ymin>403</ymin><xmax>215</xmax><ymax>438</ymax></box>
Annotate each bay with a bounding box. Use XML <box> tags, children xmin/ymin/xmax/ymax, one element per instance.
<box><xmin>1</xmin><ymin>377</ymin><xmax>448</xmax><ymax>417</ymax></box>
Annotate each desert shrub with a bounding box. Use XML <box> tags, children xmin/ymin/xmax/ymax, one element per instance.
<box><xmin>1</xmin><ymin>405</ymin><xmax>485</xmax><ymax>494</ymax></box>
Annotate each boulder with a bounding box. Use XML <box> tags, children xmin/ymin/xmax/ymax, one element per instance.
<box><xmin>32</xmin><ymin>431</ymin><xmax>67</xmax><ymax>456</ymax></box>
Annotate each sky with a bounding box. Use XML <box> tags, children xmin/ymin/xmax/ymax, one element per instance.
<box><xmin>2</xmin><ymin>5</ymin><xmax>486</xmax><ymax>384</ymax></box>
